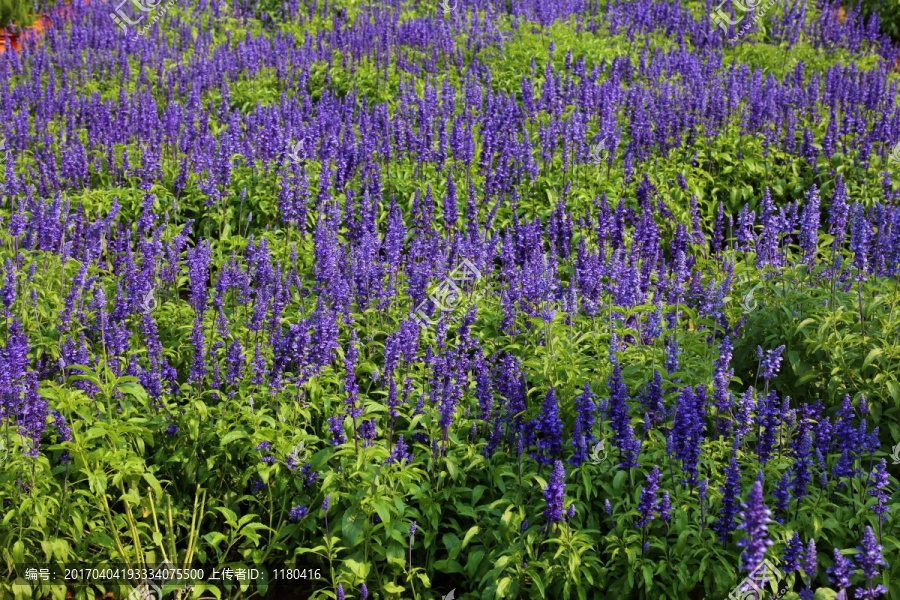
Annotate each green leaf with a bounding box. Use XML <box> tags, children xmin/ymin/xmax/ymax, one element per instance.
<box><xmin>12</xmin><ymin>540</ymin><xmax>24</xmax><ymax>563</ymax></box>
<box><xmin>862</xmin><ymin>348</ymin><xmax>883</xmax><ymax>370</ymax></box>
<box><xmin>143</xmin><ymin>472</ymin><xmax>163</xmax><ymax>498</ymax></box>
<box><xmin>443</xmin><ymin>532</ymin><xmax>460</xmax><ymax>557</ymax></box>
<box><xmin>373</xmin><ymin>499</ymin><xmax>392</xmax><ymax>525</ymax></box>
<box><xmin>87</xmin><ymin>471</ymin><xmax>107</xmax><ymax>495</ymax></box>
<box><xmin>416</xmin><ymin>572</ymin><xmax>431</xmax><ymax>588</ymax></box>
<box><xmin>886</xmin><ymin>380</ymin><xmax>900</xmax><ymax>403</ymax></box>
<box><xmin>220</xmin><ymin>430</ymin><xmax>247</xmax><ymax>446</ymax></box>
<box><xmin>386</xmin><ymin>542</ymin><xmax>405</xmax><ymax>568</ymax></box>
<box><xmin>461</xmin><ymin>526</ymin><xmax>479</xmax><ymax>548</ymax></box>
<box><xmin>342</xmin><ymin>506</ymin><xmax>366</xmax><ymax>547</ymax></box>
<box><xmin>496</xmin><ymin>577</ymin><xmax>512</xmax><ymax>596</ymax></box>
<box><xmin>445</xmin><ymin>456</ymin><xmax>458</xmax><ymax>480</ymax></box>
<box><xmin>215</xmin><ymin>507</ymin><xmax>238</xmax><ymax>528</ymax></box>
<box><xmin>344</xmin><ymin>558</ymin><xmax>370</xmax><ymax>580</ymax></box>
<box><xmin>382</xmin><ymin>582</ymin><xmax>405</xmax><ymax>594</ymax></box>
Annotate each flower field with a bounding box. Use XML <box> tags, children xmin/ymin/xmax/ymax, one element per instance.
<box><xmin>2</xmin><ymin>0</ymin><xmax>900</xmax><ymax>598</ymax></box>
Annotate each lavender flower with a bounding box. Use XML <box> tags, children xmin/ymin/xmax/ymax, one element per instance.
<box><xmin>773</xmin><ymin>471</ymin><xmax>792</xmax><ymax>524</ymax></box>
<box><xmin>800</xmin><ymin>538</ymin><xmax>817</xmax><ymax>600</ymax></box>
<box><xmin>849</xmin><ymin>202</ymin><xmax>871</xmax><ymax>272</ymax></box>
<box><xmin>759</xmin><ymin>345</ymin><xmax>786</xmax><ymax>382</ymax></box>
<box><xmin>658</xmin><ymin>491</ymin><xmax>671</xmax><ymax>522</ymax></box>
<box><xmin>782</xmin><ymin>532</ymin><xmax>803</xmax><ymax>573</ymax></box>
<box><xmin>543</xmin><ymin>460</ymin><xmax>566</xmax><ymax>528</ymax></box>
<box><xmin>288</xmin><ymin>505</ymin><xmax>308</xmax><ymax>522</ymax></box>
<box><xmin>327</xmin><ymin>414</ymin><xmax>347</xmax><ymax>446</ymax></box>
<box><xmin>256</xmin><ymin>441</ymin><xmax>275</xmax><ymax>463</ymax></box>
<box><xmin>386</xmin><ymin>435</ymin><xmax>413</xmax><ymax>467</ymax></box>
<box><xmin>855</xmin><ymin>526</ymin><xmax>887</xmax><ymax>598</ymax></box>
<box><xmin>250</xmin><ymin>476</ymin><xmax>267</xmax><ymax>494</ymax></box>
<box><xmin>636</xmin><ymin>466</ymin><xmax>661</xmax><ymax>529</ymax></box>
<box><xmin>714</xmin><ymin>442</ymin><xmax>743</xmax><ymax>543</ymax></box>
<box><xmin>867</xmin><ymin>459</ymin><xmax>890</xmax><ymax>521</ymax></box>
<box><xmin>408</xmin><ymin>519</ymin><xmax>417</xmax><ymax>570</ymax></box>
<box><xmin>531</xmin><ymin>388</ymin><xmax>564</xmax><ymax>465</ymax></box>
<box><xmin>828</xmin><ymin>549</ymin><xmax>854</xmax><ymax>590</ymax></box>
<box><xmin>737</xmin><ymin>477</ymin><xmax>773</xmax><ymax>574</ymax></box>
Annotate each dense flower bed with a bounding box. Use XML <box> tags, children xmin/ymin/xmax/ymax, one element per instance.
<box><xmin>0</xmin><ymin>0</ymin><xmax>899</xmax><ymax>599</ymax></box>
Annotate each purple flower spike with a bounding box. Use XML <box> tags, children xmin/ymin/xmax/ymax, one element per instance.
<box><xmin>855</xmin><ymin>526</ymin><xmax>887</xmax><ymax>599</ymax></box>
<box><xmin>782</xmin><ymin>532</ymin><xmax>803</xmax><ymax>573</ymax></box>
<box><xmin>636</xmin><ymin>466</ymin><xmax>661</xmax><ymax>528</ymax></box>
<box><xmin>737</xmin><ymin>477</ymin><xmax>773</xmax><ymax>575</ymax></box>
<box><xmin>543</xmin><ymin>460</ymin><xmax>567</xmax><ymax>526</ymax></box>
<box><xmin>658</xmin><ymin>491</ymin><xmax>672</xmax><ymax>522</ymax></box>
<box><xmin>799</xmin><ymin>538</ymin><xmax>817</xmax><ymax>600</ymax></box>
<box><xmin>759</xmin><ymin>345</ymin><xmax>786</xmax><ymax>381</ymax></box>
<box><xmin>828</xmin><ymin>549</ymin><xmax>853</xmax><ymax>590</ymax></box>
<box><xmin>288</xmin><ymin>505</ymin><xmax>308</xmax><ymax>522</ymax></box>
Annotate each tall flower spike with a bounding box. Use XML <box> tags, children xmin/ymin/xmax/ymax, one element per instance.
<box><xmin>782</xmin><ymin>532</ymin><xmax>803</xmax><ymax>573</ymax></box>
<box><xmin>849</xmin><ymin>202</ymin><xmax>871</xmax><ymax>273</ymax></box>
<box><xmin>799</xmin><ymin>538</ymin><xmax>816</xmax><ymax>600</ymax></box>
<box><xmin>714</xmin><ymin>440</ymin><xmax>743</xmax><ymax>543</ymax></box>
<box><xmin>867</xmin><ymin>459</ymin><xmax>890</xmax><ymax>523</ymax></box>
<box><xmin>827</xmin><ymin>549</ymin><xmax>853</xmax><ymax>591</ymax></box>
<box><xmin>543</xmin><ymin>460</ymin><xmax>567</xmax><ymax>529</ymax></box>
<box><xmin>855</xmin><ymin>526</ymin><xmax>887</xmax><ymax>599</ymax></box>
<box><xmin>408</xmin><ymin>520</ymin><xmax>417</xmax><ymax>571</ymax></box>
<box><xmin>759</xmin><ymin>345</ymin><xmax>786</xmax><ymax>382</ymax></box>
<box><xmin>737</xmin><ymin>477</ymin><xmax>773</xmax><ymax>575</ymax></box>
<box><xmin>531</xmin><ymin>387</ymin><xmax>563</xmax><ymax>465</ymax></box>
<box><xmin>636</xmin><ymin>466</ymin><xmax>661</xmax><ymax>529</ymax></box>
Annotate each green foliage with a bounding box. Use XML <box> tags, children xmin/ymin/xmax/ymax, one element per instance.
<box><xmin>846</xmin><ymin>0</ymin><xmax>900</xmax><ymax>43</ymax></box>
<box><xmin>733</xmin><ymin>261</ymin><xmax>900</xmax><ymax>446</ymax></box>
<box><xmin>0</xmin><ymin>0</ymin><xmax>33</xmax><ymax>30</ymax></box>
